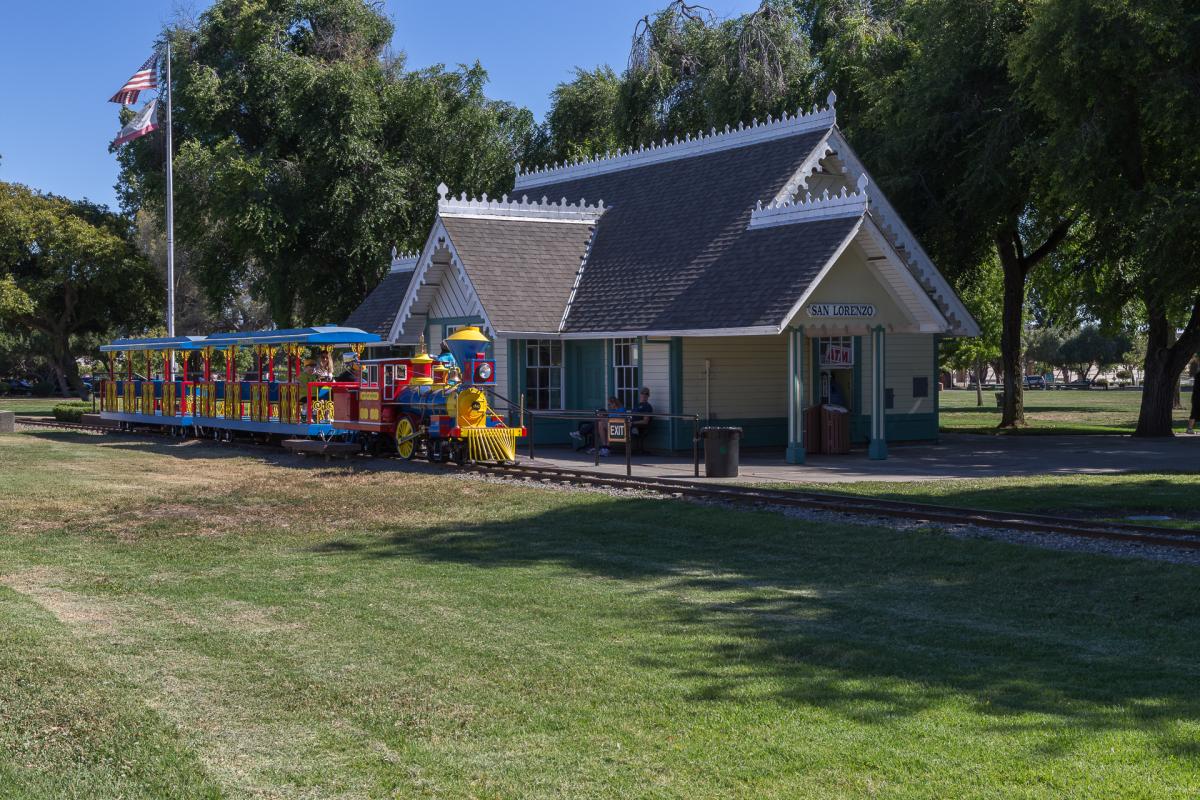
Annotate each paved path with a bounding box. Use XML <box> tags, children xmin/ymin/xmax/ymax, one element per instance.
<box><xmin>518</xmin><ymin>434</ymin><xmax>1200</xmax><ymax>484</ymax></box>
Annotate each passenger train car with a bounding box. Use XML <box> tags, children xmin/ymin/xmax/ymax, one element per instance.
<box><xmin>97</xmin><ymin>325</ymin><xmax>525</xmax><ymax>463</ymax></box>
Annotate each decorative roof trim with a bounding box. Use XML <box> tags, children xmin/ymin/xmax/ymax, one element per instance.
<box><xmin>514</xmin><ymin>92</ymin><xmax>838</xmax><ymax>190</ymax></box>
<box><xmin>389</xmin><ymin>247</ymin><xmax>419</xmax><ymax>273</ymax></box>
<box><xmin>749</xmin><ymin>175</ymin><xmax>869</xmax><ymax>229</ymax></box>
<box><xmin>387</xmin><ymin>218</ymin><xmax>497</xmax><ymax>342</ymax></box>
<box><xmin>552</xmin><ymin>326</ymin><xmax>787</xmax><ymax>338</ymax></box>
<box><xmin>557</xmin><ymin>222</ymin><xmax>601</xmax><ymax>332</ymax></box>
<box><xmin>827</xmin><ymin>129</ymin><xmax>980</xmax><ymax>338</ymax></box>
<box><xmin>857</xmin><ymin>217</ymin><xmax>952</xmax><ymax>332</ymax></box>
<box><xmin>436</xmin><ymin>183</ymin><xmax>604</xmax><ymax>224</ymax></box>
<box><xmin>775</xmin><ymin>216</ymin><xmax>866</xmax><ymax>333</ymax></box>
<box><xmin>769</xmin><ymin>129</ymin><xmax>835</xmax><ymax>206</ymax></box>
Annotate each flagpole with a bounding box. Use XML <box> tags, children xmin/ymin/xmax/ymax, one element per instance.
<box><xmin>164</xmin><ymin>38</ymin><xmax>175</xmax><ymax>338</ymax></box>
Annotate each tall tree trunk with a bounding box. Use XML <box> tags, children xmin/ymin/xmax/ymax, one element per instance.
<box><xmin>993</xmin><ymin>219</ymin><xmax>1073</xmax><ymax>427</ymax></box>
<box><xmin>974</xmin><ymin>356</ymin><xmax>984</xmax><ymax>407</ymax></box>
<box><xmin>1135</xmin><ymin>294</ymin><xmax>1200</xmax><ymax>437</ymax></box>
<box><xmin>996</xmin><ymin>230</ymin><xmax>1026</xmax><ymax>427</ymax></box>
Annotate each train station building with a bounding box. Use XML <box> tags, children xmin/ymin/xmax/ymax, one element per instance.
<box><xmin>345</xmin><ymin>94</ymin><xmax>977</xmax><ymax>461</ymax></box>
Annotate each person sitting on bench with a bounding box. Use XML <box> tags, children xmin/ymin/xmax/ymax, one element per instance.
<box><xmin>590</xmin><ymin>396</ymin><xmax>625</xmax><ymax>456</ymax></box>
<box><xmin>631</xmin><ymin>387</ymin><xmax>653</xmax><ymax>450</ymax></box>
<box><xmin>570</xmin><ymin>397</ymin><xmax>624</xmax><ymax>455</ymax></box>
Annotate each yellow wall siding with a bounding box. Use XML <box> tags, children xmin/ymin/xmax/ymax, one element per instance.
<box><xmin>641</xmin><ymin>339</ymin><xmax>671</xmax><ymax>414</ymax></box>
<box><xmin>861</xmin><ymin>333</ymin><xmax>934</xmax><ymax>415</ymax></box>
<box><xmin>798</xmin><ymin>242</ymin><xmax>913</xmax><ymax>332</ymax></box>
<box><xmin>682</xmin><ymin>335</ymin><xmax>789</xmax><ymax>419</ymax></box>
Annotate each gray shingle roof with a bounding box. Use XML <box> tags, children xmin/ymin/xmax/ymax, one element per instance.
<box><xmin>517</xmin><ymin>128</ymin><xmax>846</xmax><ymax>332</ymax></box>
<box><xmin>342</xmin><ymin>269</ymin><xmax>414</xmax><ymax>337</ymax></box>
<box><xmin>440</xmin><ymin>215</ymin><xmax>596</xmax><ymax>334</ymax></box>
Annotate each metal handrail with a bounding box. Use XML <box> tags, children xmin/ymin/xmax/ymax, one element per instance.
<box><xmin>511</xmin><ymin>408</ymin><xmax>701</xmax><ymax>477</ymax></box>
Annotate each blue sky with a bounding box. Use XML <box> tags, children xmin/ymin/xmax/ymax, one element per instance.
<box><xmin>0</xmin><ymin>0</ymin><xmax>761</xmax><ymax>210</ymax></box>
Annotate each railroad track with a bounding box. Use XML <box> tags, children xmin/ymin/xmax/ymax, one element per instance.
<box><xmin>17</xmin><ymin>416</ymin><xmax>1199</xmax><ymax>552</ymax></box>
<box><xmin>468</xmin><ymin>461</ymin><xmax>1200</xmax><ymax>552</ymax></box>
<box><xmin>14</xmin><ymin>416</ymin><xmax>110</xmax><ymax>433</ymax></box>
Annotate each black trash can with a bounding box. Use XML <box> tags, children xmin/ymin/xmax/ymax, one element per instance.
<box><xmin>701</xmin><ymin>426</ymin><xmax>743</xmax><ymax>478</ymax></box>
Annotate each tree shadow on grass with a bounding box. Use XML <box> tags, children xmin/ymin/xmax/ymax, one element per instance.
<box><xmin>312</xmin><ymin>494</ymin><xmax>1200</xmax><ymax>753</ymax></box>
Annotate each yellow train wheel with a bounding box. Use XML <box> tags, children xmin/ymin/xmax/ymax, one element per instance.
<box><xmin>395</xmin><ymin>417</ymin><xmax>416</xmax><ymax>460</ymax></box>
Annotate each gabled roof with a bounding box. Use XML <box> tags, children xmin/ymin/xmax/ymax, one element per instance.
<box><xmin>377</xmin><ymin>94</ymin><xmax>976</xmax><ymax>340</ymax></box>
<box><xmin>521</xmin><ymin>128</ymin><xmax>838</xmax><ymax>333</ymax></box>
<box><xmin>343</xmin><ymin>251</ymin><xmax>418</xmax><ymax>337</ymax></box>
<box><xmin>438</xmin><ymin>215</ymin><xmax>596</xmax><ymax>334</ymax></box>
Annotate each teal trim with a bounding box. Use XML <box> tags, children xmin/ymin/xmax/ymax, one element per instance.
<box><xmin>669</xmin><ymin>338</ymin><xmax>683</xmax><ymax>414</ymax></box>
<box><xmin>887</xmin><ymin>412</ymin><xmax>938</xmax><ymax>441</ymax></box>
<box><xmin>932</xmin><ymin>335</ymin><xmax>941</xmax><ymax>443</ymax></box>
<box><xmin>670</xmin><ymin>416</ymin><xmax>784</xmax><ymax>451</ymax></box>
<box><xmin>664</xmin><ymin>412</ymin><xmax>937</xmax><ymax>453</ymax></box>
<box><xmin>507</xmin><ymin>339</ymin><xmax>521</xmax><ymax>422</ymax></box>
<box><xmin>786</xmin><ymin>326</ymin><xmax>805</xmax><ymax>464</ymax></box>
<box><xmin>852</xmin><ymin>335</ymin><xmax>863</xmax><ymax>416</ymax></box>
<box><xmin>565</xmin><ymin>340</ymin><xmax>605</xmax><ymax>410</ymax></box>
<box><xmin>669</xmin><ymin>337</ymin><xmax>683</xmax><ymax>448</ymax></box>
<box><xmin>604</xmin><ymin>337</ymin><xmax>612</xmax><ymax>401</ymax></box>
<box><xmin>869</xmin><ymin>325</ymin><xmax>887</xmax><ymax>460</ymax></box>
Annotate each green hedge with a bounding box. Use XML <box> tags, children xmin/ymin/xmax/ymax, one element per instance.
<box><xmin>52</xmin><ymin>402</ymin><xmax>92</xmax><ymax>423</ymax></box>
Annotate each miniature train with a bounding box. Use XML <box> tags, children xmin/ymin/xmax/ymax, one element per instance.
<box><xmin>97</xmin><ymin>325</ymin><xmax>525</xmax><ymax>463</ymax></box>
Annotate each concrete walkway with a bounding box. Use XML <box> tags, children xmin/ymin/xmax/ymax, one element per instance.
<box><xmin>518</xmin><ymin>433</ymin><xmax>1200</xmax><ymax>484</ymax></box>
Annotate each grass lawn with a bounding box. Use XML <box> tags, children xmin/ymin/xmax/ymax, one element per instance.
<box><xmin>797</xmin><ymin>473</ymin><xmax>1200</xmax><ymax>530</ymax></box>
<box><xmin>1</xmin><ymin>431</ymin><xmax>1198</xmax><ymax>798</ymax></box>
<box><xmin>0</xmin><ymin>397</ymin><xmax>89</xmax><ymax>418</ymax></box>
<box><xmin>938</xmin><ymin>388</ymin><xmax>1190</xmax><ymax>435</ymax></box>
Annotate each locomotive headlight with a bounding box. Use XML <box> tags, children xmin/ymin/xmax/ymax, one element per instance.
<box><xmin>477</xmin><ymin>362</ymin><xmax>493</xmax><ymax>380</ymax></box>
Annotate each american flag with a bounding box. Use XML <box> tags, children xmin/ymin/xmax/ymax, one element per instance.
<box><xmin>109</xmin><ymin>54</ymin><xmax>158</xmax><ymax>105</ymax></box>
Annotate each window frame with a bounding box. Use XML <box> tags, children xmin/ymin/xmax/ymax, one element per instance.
<box><xmin>612</xmin><ymin>338</ymin><xmax>640</xmax><ymax>409</ymax></box>
<box><xmin>524</xmin><ymin>339</ymin><xmax>563</xmax><ymax>410</ymax></box>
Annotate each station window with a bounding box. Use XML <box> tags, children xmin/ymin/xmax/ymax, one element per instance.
<box><xmin>817</xmin><ymin>336</ymin><xmax>854</xmax><ymax>368</ymax></box>
<box><xmin>525</xmin><ymin>340</ymin><xmax>562</xmax><ymax>410</ymax></box>
<box><xmin>612</xmin><ymin>338</ymin><xmax>640</xmax><ymax>409</ymax></box>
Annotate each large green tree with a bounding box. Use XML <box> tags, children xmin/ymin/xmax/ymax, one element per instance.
<box><xmin>1013</xmin><ymin>0</ymin><xmax>1200</xmax><ymax>436</ymax></box>
<box><xmin>0</xmin><ymin>182</ymin><xmax>160</xmax><ymax>395</ymax></box>
<box><xmin>541</xmin><ymin>67</ymin><xmax>622</xmax><ymax>164</ymax></box>
<box><xmin>615</xmin><ymin>1</ymin><xmax>823</xmax><ymax>147</ymax></box>
<box><xmin>857</xmin><ymin>0</ymin><xmax>1072</xmax><ymax>429</ymax></box>
<box><xmin>118</xmin><ymin>0</ymin><xmax>540</xmax><ymax>328</ymax></box>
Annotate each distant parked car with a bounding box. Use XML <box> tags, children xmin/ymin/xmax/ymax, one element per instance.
<box><xmin>1023</xmin><ymin>375</ymin><xmax>1046</xmax><ymax>390</ymax></box>
<box><xmin>1065</xmin><ymin>378</ymin><xmax>1094</xmax><ymax>390</ymax></box>
<box><xmin>4</xmin><ymin>378</ymin><xmax>33</xmax><ymax>396</ymax></box>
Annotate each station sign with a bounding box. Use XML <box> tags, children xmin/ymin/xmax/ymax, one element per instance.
<box><xmin>807</xmin><ymin>302</ymin><xmax>876</xmax><ymax>318</ymax></box>
<box><xmin>822</xmin><ymin>344</ymin><xmax>853</xmax><ymax>367</ymax></box>
<box><xmin>607</xmin><ymin>418</ymin><xmax>628</xmax><ymax>443</ymax></box>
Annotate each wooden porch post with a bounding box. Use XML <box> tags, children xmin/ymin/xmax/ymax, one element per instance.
<box><xmin>787</xmin><ymin>325</ymin><xmax>805</xmax><ymax>464</ymax></box>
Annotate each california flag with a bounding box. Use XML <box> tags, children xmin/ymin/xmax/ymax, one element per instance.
<box><xmin>112</xmin><ymin>99</ymin><xmax>159</xmax><ymax>147</ymax></box>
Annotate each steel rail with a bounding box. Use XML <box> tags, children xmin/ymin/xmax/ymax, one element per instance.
<box><xmin>466</xmin><ymin>461</ymin><xmax>1200</xmax><ymax>551</ymax></box>
<box><xmin>14</xmin><ymin>416</ymin><xmax>109</xmax><ymax>433</ymax></box>
<box><xmin>15</xmin><ymin>416</ymin><xmax>1199</xmax><ymax>551</ymax></box>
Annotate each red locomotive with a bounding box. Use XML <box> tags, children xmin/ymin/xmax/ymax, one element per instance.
<box><xmin>331</xmin><ymin>326</ymin><xmax>524</xmax><ymax>463</ymax></box>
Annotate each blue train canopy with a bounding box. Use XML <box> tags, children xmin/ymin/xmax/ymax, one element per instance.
<box><xmin>101</xmin><ymin>327</ymin><xmax>381</xmax><ymax>352</ymax></box>
<box><xmin>202</xmin><ymin>327</ymin><xmax>382</xmax><ymax>347</ymax></box>
<box><xmin>100</xmin><ymin>335</ymin><xmax>207</xmax><ymax>352</ymax></box>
